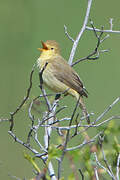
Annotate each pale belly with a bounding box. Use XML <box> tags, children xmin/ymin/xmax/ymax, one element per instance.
<box><xmin>42</xmin><ymin>68</ymin><xmax>69</xmax><ymax>93</ymax></box>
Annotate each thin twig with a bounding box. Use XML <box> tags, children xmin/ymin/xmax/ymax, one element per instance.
<box><xmin>64</xmin><ymin>25</ymin><xmax>75</xmax><ymax>42</ymax></box>
<box><xmin>28</xmin><ymin>100</ymin><xmax>34</xmax><ymax>122</ymax></box>
<box><xmin>39</xmin><ymin>62</ymin><xmax>51</xmax><ymax>111</ymax></box>
<box><xmin>8</xmin><ymin>174</ymin><xmax>21</xmax><ymax>180</ymax></box>
<box><xmin>72</xmin><ymin>113</ymin><xmax>79</xmax><ymax>137</ymax></box>
<box><xmin>94</xmin><ymin>152</ymin><xmax>116</xmax><ymax>180</ymax></box>
<box><xmin>94</xmin><ymin>167</ymin><xmax>99</xmax><ymax>180</ymax></box>
<box><xmin>8</xmin><ymin>131</ymin><xmax>39</xmax><ymax>155</ymax></box>
<box><xmin>72</xmin><ymin>22</ymin><xmax>109</xmax><ymax>66</ymax></box>
<box><xmin>101</xmin><ymin>145</ymin><xmax>115</xmax><ymax>179</ymax></box>
<box><xmin>35</xmin><ymin>152</ymin><xmax>48</xmax><ymax>158</ymax></box>
<box><xmin>55</xmin><ymin>106</ymin><xmax>67</xmax><ymax>115</ymax></box>
<box><xmin>75</xmin><ymin>97</ymin><xmax>120</xmax><ymax>136</ymax></box>
<box><xmin>78</xmin><ymin>168</ymin><xmax>84</xmax><ymax>180</ymax></box>
<box><xmin>9</xmin><ymin>64</ymin><xmax>35</xmax><ymax>131</ymax></box>
<box><xmin>48</xmin><ymin>162</ymin><xmax>57</xmax><ymax>180</ymax></box>
<box><xmin>0</xmin><ymin>118</ymin><xmax>9</xmax><ymax>123</ymax></box>
<box><xmin>40</xmin><ymin>115</ymin><xmax>120</xmax><ymax>131</ymax></box>
<box><xmin>34</xmin><ymin>170</ymin><xmax>47</xmax><ymax>180</ymax></box>
<box><xmin>86</xmin><ymin>26</ymin><xmax>120</xmax><ymax>33</ymax></box>
<box><xmin>47</xmin><ymin>117</ymin><xmax>71</xmax><ymax>126</ymax></box>
<box><xmin>94</xmin><ymin>97</ymin><xmax>120</xmax><ymax>123</ymax></box>
<box><xmin>66</xmin><ymin>132</ymin><xmax>100</xmax><ymax>151</ymax></box>
<box><xmin>65</xmin><ymin>139</ymin><xmax>93</xmax><ymax>152</ymax></box>
<box><xmin>44</xmin><ymin>98</ymin><xmax>59</xmax><ymax>150</ymax></box>
<box><xmin>116</xmin><ymin>153</ymin><xmax>120</xmax><ymax>180</ymax></box>
<box><xmin>27</xmin><ymin>100</ymin><xmax>35</xmax><ymax>144</ymax></box>
<box><xmin>43</xmin><ymin>97</ymin><xmax>59</xmax><ymax>180</ymax></box>
<box><xmin>33</xmin><ymin>124</ymin><xmax>48</xmax><ymax>152</ymax></box>
<box><xmin>68</xmin><ymin>0</ymin><xmax>93</xmax><ymax>65</ymax></box>
<box><xmin>109</xmin><ymin>18</ymin><xmax>113</xmax><ymax>30</ymax></box>
<box><xmin>40</xmin><ymin>115</ymin><xmax>55</xmax><ymax>126</ymax></box>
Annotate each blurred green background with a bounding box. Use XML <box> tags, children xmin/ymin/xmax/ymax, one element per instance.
<box><xmin>0</xmin><ymin>0</ymin><xmax>120</xmax><ymax>179</ymax></box>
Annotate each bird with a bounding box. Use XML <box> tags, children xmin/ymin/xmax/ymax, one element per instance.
<box><xmin>37</xmin><ymin>40</ymin><xmax>90</xmax><ymax>123</ymax></box>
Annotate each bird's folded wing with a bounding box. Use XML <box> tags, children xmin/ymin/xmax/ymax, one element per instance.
<box><xmin>49</xmin><ymin>56</ymin><xmax>88</xmax><ymax>97</ymax></box>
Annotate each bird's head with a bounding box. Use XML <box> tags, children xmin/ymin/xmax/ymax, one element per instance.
<box><xmin>38</xmin><ymin>40</ymin><xmax>60</xmax><ymax>57</ymax></box>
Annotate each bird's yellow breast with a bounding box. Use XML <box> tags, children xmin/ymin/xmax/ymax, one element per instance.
<box><xmin>37</xmin><ymin>57</ymin><xmax>47</xmax><ymax>70</ymax></box>
<box><xmin>37</xmin><ymin>57</ymin><xmax>70</xmax><ymax>93</ymax></box>
<box><xmin>37</xmin><ymin>51</ymin><xmax>58</xmax><ymax>69</ymax></box>
<box><xmin>37</xmin><ymin>52</ymin><xmax>85</xmax><ymax>99</ymax></box>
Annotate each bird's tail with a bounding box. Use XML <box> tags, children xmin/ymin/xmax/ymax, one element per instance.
<box><xmin>78</xmin><ymin>96</ymin><xmax>90</xmax><ymax>124</ymax></box>
<box><xmin>67</xmin><ymin>89</ymin><xmax>90</xmax><ymax>124</ymax></box>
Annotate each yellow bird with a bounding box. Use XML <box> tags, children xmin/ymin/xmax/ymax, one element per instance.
<box><xmin>37</xmin><ymin>40</ymin><xmax>90</xmax><ymax>123</ymax></box>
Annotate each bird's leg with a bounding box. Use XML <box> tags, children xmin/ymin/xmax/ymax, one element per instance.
<box><xmin>55</xmin><ymin>93</ymin><xmax>61</xmax><ymax>100</ymax></box>
<box><xmin>55</xmin><ymin>88</ymin><xmax>70</xmax><ymax>101</ymax></box>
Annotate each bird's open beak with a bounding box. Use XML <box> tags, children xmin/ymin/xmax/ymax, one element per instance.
<box><xmin>38</xmin><ymin>41</ymin><xmax>48</xmax><ymax>51</ymax></box>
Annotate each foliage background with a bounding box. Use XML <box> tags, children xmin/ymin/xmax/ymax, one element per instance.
<box><xmin>0</xmin><ymin>0</ymin><xmax>120</xmax><ymax>179</ymax></box>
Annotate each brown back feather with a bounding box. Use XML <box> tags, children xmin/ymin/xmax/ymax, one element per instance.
<box><xmin>49</xmin><ymin>56</ymin><xmax>88</xmax><ymax>98</ymax></box>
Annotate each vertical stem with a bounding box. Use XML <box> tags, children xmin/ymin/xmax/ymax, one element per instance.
<box><xmin>68</xmin><ymin>0</ymin><xmax>93</xmax><ymax>65</ymax></box>
<box><xmin>44</xmin><ymin>100</ymin><xmax>59</xmax><ymax>180</ymax></box>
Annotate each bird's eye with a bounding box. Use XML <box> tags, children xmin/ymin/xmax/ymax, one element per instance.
<box><xmin>51</xmin><ymin>47</ymin><xmax>54</xmax><ymax>50</ymax></box>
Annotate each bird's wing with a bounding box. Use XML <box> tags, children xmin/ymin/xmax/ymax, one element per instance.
<box><xmin>49</xmin><ymin>56</ymin><xmax>88</xmax><ymax>97</ymax></box>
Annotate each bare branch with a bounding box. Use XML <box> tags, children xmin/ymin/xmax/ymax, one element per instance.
<box><xmin>27</xmin><ymin>100</ymin><xmax>35</xmax><ymax>144</ymax></box>
<box><xmin>34</xmin><ymin>170</ymin><xmax>47</xmax><ymax>180</ymax></box>
<box><xmin>8</xmin><ymin>174</ymin><xmax>21</xmax><ymax>180</ymax></box>
<box><xmin>35</xmin><ymin>152</ymin><xmax>48</xmax><ymax>158</ymax></box>
<box><xmin>94</xmin><ymin>167</ymin><xmax>99</xmax><ymax>180</ymax></box>
<box><xmin>0</xmin><ymin>118</ymin><xmax>9</xmax><ymax>123</ymax></box>
<box><xmin>28</xmin><ymin>100</ymin><xmax>34</xmax><ymax>122</ymax></box>
<box><xmin>64</xmin><ymin>25</ymin><xmax>75</xmax><ymax>42</ymax></box>
<box><xmin>33</xmin><ymin>124</ymin><xmax>47</xmax><ymax>152</ymax></box>
<box><xmin>101</xmin><ymin>144</ymin><xmax>115</xmax><ymax>179</ymax></box>
<box><xmin>42</xmin><ymin>98</ymin><xmax>59</xmax><ymax>180</ymax></box>
<box><xmin>65</xmin><ymin>140</ymin><xmax>93</xmax><ymax>152</ymax></box>
<box><xmin>94</xmin><ymin>152</ymin><xmax>116</xmax><ymax>180</ymax></box>
<box><xmin>8</xmin><ymin>131</ymin><xmax>39</xmax><ymax>155</ymax></box>
<box><xmin>55</xmin><ymin>106</ymin><xmax>67</xmax><ymax>115</ymax></box>
<box><xmin>86</xmin><ymin>26</ymin><xmax>120</xmax><ymax>34</ymax></box>
<box><xmin>39</xmin><ymin>62</ymin><xmax>51</xmax><ymax>111</ymax></box>
<box><xmin>48</xmin><ymin>162</ymin><xmax>57</xmax><ymax>180</ymax></box>
<box><xmin>71</xmin><ymin>113</ymin><xmax>79</xmax><ymax>137</ymax></box>
<box><xmin>68</xmin><ymin>0</ymin><xmax>93</xmax><ymax>65</ymax></box>
<box><xmin>66</xmin><ymin>132</ymin><xmax>100</xmax><ymax>152</ymax></box>
<box><xmin>40</xmin><ymin>115</ymin><xmax>120</xmax><ymax>131</ymax></box>
<box><xmin>100</xmin><ymin>34</ymin><xmax>110</xmax><ymax>43</ymax></box>
<box><xmin>8</xmin><ymin>130</ymin><xmax>57</xmax><ymax>179</ymax></box>
<box><xmin>109</xmin><ymin>18</ymin><xmax>113</xmax><ymax>30</ymax></box>
<box><xmin>78</xmin><ymin>168</ymin><xmax>84</xmax><ymax>180</ymax></box>
<box><xmin>116</xmin><ymin>153</ymin><xmax>120</xmax><ymax>180</ymax></box>
<box><xmin>94</xmin><ymin>97</ymin><xmax>120</xmax><ymax>124</ymax></box>
<box><xmin>72</xmin><ymin>23</ymin><xmax>109</xmax><ymax>66</ymax></box>
<box><xmin>9</xmin><ymin>64</ymin><xmax>35</xmax><ymax>131</ymax></box>
<box><xmin>2</xmin><ymin>1</ymin><xmax>120</xmax><ymax>179</ymax></box>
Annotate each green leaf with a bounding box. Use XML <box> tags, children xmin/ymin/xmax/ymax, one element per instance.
<box><xmin>47</xmin><ymin>144</ymin><xmax>62</xmax><ymax>165</ymax></box>
<box><xmin>68</xmin><ymin>173</ymin><xmax>75</xmax><ymax>180</ymax></box>
<box><xmin>24</xmin><ymin>152</ymin><xmax>40</xmax><ymax>173</ymax></box>
<box><xmin>112</xmin><ymin>136</ymin><xmax>120</xmax><ymax>153</ymax></box>
<box><xmin>105</xmin><ymin>121</ymin><xmax>115</xmax><ymax>135</ymax></box>
<box><xmin>68</xmin><ymin>149</ymin><xmax>81</xmax><ymax>162</ymax></box>
<box><xmin>90</xmin><ymin>153</ymin><xmax>97</xmax><ymax>166</ymax></box>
